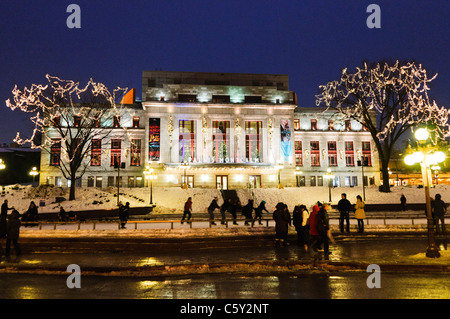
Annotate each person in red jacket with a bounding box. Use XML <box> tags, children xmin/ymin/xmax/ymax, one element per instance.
<box><xmin>181</xmin><ymin>197</ymin><xmax>192</xmax><ymax>224</ymax></box>
<box><xmin>309</xmin><ymin>202</ymin><xmax>322</xmax><ymax>251</ymax></box>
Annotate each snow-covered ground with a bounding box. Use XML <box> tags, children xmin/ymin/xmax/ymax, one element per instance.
<box><xmin>1</xmin><ymin>183</ymin><xmax>449</xmax><ymax>215</ymax></box>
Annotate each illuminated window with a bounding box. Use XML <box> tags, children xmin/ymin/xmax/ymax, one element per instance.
<box><xmin>110</xmin><ymin>139</ymin><xmax>121</xmax><ymax>167</ymax></box>
<box><xmin>294</xmin><ymin>119</ymin><xmax>300</xmax><ymax>131</ymax></box>
<box><xmin>91</xmin><ymin>139</ymin><xmax>102</xmax><ymax>166</ymax></box>
<box><xmin>362</xmin><ymin>141</ymin><xmax>372</xmax><ymax>166</ymax></box>
<box><xmin>328</xmin><ymin>120</ymin><xmax>334</xmax><ymax>130</ymax></box>
<box><xmin>345</xmin><ymin>141</ymin><xmax>355</xmax><ymax>166</ymax></box>
<box><xmin>130</xmin><ymin>139</ymin><xmax>141</xmax><ymax>166</ymax></box>
<box><xmin>50</xmin><ymin>139</ymin><xmax>61</xmax><ymax>166</ymax></box>
<box><xmin>345</xmin><ymin>120</ymin><xmax>351</xmax><ymax>131</ymax></box>
<box><xmin>245</xmin><ymin>121</ymin><xmax>263</xmax><ymax>162</ymax></box>
<box><xmin>132</xmin><ymin>116</ymin><xmax>140</xmax><ymax>128</ymax></box>
<box><xmin>179</xmin><ymin>120</ymin><xmax>196</xmax><ymax>162</ymax></box>
<box><xmin>73</xmin><ymin>116</ymin><xmax>81</xmax><ymax>127</ymax></box>
<box><xmin>113</xmin><ymin>116</ymin><xmax>120</xmax><ymax>128</ymax></box>
<box><xmin>328</xmin><ymin>141</ymin><xmax>337</xmax><ymax>166</ymax></box>
<box><xmin>310</xmin><ymin>141</ymin><xmax>320</xmax><ymax>166</ymax></box>
<box><xmin>212</xmin><ymin>121</ymin><xmax>230</xmax><ymax>163</ymax></box>
<box><xmin>311</xmin><ymin>119</ymin><xmax>317</xmax><ymax>131</ymax></box>
<box><xmin>295</xmin><ymin>141</ymin><xmax>303</xmax><ymax>166</ymax></box>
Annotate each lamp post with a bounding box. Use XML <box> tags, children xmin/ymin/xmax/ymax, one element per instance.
<box><xmin>29</xmin><ymin>166</ymin><xmax>39</xmax><ymax>187</ymax></box>
<box><xmin>324</xmin><ymin>168</ymin><xmax>335</xmax><ymax>202</ymax></box>
<box><xmin>181</xmin><ymin>161</ymin><xmax>189</xmax><ymax>189</ymax></box>
<box><xmin>430</xmin><ymin>165</ymin><xmax>440</xmax><ymax>185</ymax></box>
<box><xmin>275</xmin><ymin>160</ymin><xmax>284</xmax><ymax>189</ymax></box>
<box><xmin>404</xmin><ymin>128</ymin><xmax>445</xmax><ymax>258</ymax></box>
<box><xmin>144</xmin><ymin>165</ymin><xmax>157</xmax><ymax>206</ymax></box>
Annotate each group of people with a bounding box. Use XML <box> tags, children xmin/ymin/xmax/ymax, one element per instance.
<box><xmin>337</xmin><ymin>193</ymin><xmax>366</xmax><ymax>233</ymax></box>
<box><xmin>183</xmin><ymin>196</ymin><xmax>269</xmax><ymax>226</ymax></box>
<box><xmin>274</xmin><ymin>201</ymin><xmax>333</xmax><ymax>259</ymax></box>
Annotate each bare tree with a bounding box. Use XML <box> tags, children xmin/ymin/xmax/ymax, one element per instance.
<box><xmin>316</xmin><ymin>60</ymin><xmax>449</xmax><ymax>192</ymax></box>
<box><xmin>6</xmin><ymin>75</ymin><xmax>128</xmax><ymax>200</ymax></box>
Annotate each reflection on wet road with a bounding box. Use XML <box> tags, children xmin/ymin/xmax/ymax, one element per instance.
<box><xmin>0</xmin><ymin>272</ymin><xmax>449</xmax><ymax>299</ymax></box>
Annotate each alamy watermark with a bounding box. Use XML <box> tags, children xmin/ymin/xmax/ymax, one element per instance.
<box><xmin>66</xmin><ymin>264</ymin><xmax>81</xmax><ymax>288</ymax></box>
<box><xmin>66</xmin><ymin>4</ymin><xmax>81</xmax><ymax>29</ymax></box>
<box><xmin>366</xmin><ymin>264</ymin><xmax>381</xmax><ymax>288</ymax></box>
<box><xmin>366</xmin><ymin>4</ymin><xmax>381</xmax><ymax>29</ymax></box>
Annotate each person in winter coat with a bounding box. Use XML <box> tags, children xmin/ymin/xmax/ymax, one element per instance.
<box><xmin>118</xmin><ymin>202</ymin><xmax>130</xmax><ymax>229</ymax></box>
<box><xmin>229</xmin><ymin>199</ymin><xmax>240</xmax><ymax>225</ymax></box>
<box><xmin>220</xmin><ymin>198</ymin><xmax>232</xmax><ymax>225</ymax></box>
<box><xmin>293</xmin><ymin>205</ymin><xmax>310</xmax><ymax>249</ymax></box>
<box><xmin>253</xmin><ymin>200</ymin><xmax>269</xmax><ymax>226</ymax></box>
<box><xmin>6</xmin><ymin>210</ymin><xmax>21</xmax><ymax>257</ymax></box>
<box><xmin>354</xmin><ymin>195</ymin><xmax>365</xmax><ymax>233</ymax></box>
<box><xmin>432</xmin><ymin>194</ymin><xmax>447</xmax><ymax>233</ymax></box>
<box><xmin>22</xmin><ymin>201</ymin><xmax>38</xmax><ymax>223</ymax></box>
<box><xmin>315</xmin><ymin>203</ymin><xmax>331</xmax><ymax>259</ymax></box>
<box><xmin>242</xmin><ymin>199</ymin><xmax>255</xmax><ymax>226</ymax></box>
<box><xmin>207</xmin><ymin>197</ymin><xmax>220</xmax><ymax>225</ymax></box>
<box><xmin>308</xmin><ymin>202</ymin><xmax>321</xmax><ymax>251</ymax></box>
<box><xmin>400</xmin><ymin>194</ymin><xmax>407</xmax><ymax>211</ymax></box>
<box><xmin>337</xmin><ymin>193</ymin><xmax>352</xmax><ymax>233</ymax></box>
<box><xmin>0</xmin><ymin>199</ymin><xmax>11</xmax><ymax>241</ymax></box>
<box><xmin>273</xmin><ymin>203</ymin><xmax>291</xmax><ymax>246</ymax></box>
<box><xmin>181</xmin><ymin>197</ymin><xmax>193</xmax><ymax>224</ymax></box>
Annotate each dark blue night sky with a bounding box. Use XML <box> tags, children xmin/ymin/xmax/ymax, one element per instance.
<box><xmin>0</xmin><ymin>0</ymin><xmax>449</xmax><ymax>144</ymax></box>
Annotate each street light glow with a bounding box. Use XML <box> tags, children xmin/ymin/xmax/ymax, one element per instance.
<box><xmin>414</xmin><ymin>128</ymin><xmax>429</xmax><ymax>141</ymax></box>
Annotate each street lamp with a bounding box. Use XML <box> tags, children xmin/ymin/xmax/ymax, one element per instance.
<box><xmin>430</xmin><ymin>165</ymin><xmax>440</xmax><ymax>185</ymax></box>
<box><xmin>29</xmin><ymin>166</ymin><xmax>39</xmax><ymax>187</ymax></box>
<box><xmin>324</xmin><ymin>168</ymin><xmax>335</xmax><ymax>202</ymax></box>
<box><xmin>275</xmin><ymin>160</ymin><xmax>284</xmax><ymax>189</ymax></box>
<box><xmin>144</xmin><ymin>165</ymin><xmax>157</xmax><ymax>206</ymax></box>
<box><xmin>181</xmin><ymin>161</ymin><xmax>189</xmax><ymax>189</ymax></box>
<box><xmin>404</xmin><ymin>128</ymin><xmax>445</xmax><ymax>258</ymax></box>
<box><xmin>0</xmin><ymin>159</ymin><xmax>5</xmax><ymax>170</ymax></box>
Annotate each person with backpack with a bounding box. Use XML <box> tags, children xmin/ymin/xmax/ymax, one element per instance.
<box><xmin>181</xmin><ymin>197</ymin><xmax>193</xmax><ymax>224</ymax></box>
<box><xmin>293</xmin><ymin>204</ymin><xmax>310</xmax><ymax>249</ymax></box>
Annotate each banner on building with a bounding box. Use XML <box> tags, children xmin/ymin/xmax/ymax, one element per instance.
<box><xmin>149</xmin><ymin>118</ymin><xmax>160</xmax><ymax>161</ymax></box>
<box><xmin>280</xmin><ymin>119</ymin><xmax>291</xmax><ymax>161</ymax></box>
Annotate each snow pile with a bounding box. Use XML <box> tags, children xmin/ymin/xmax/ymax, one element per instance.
<box><xmin>1</xmin><ymin>184</ymin><xmax>449</xmax><ymax>216</ymax></box>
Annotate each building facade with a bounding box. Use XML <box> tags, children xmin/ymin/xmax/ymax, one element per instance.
<box><xmin>39</xmin><ymin>71</ymin><xmax>380</xmax><ymax>189</ymax></box>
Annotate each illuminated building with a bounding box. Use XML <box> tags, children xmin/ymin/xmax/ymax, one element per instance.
<box><xmin>40</xmin><ymin>71</ymin><xmax>380</xmax><ymax>189</ymax></box>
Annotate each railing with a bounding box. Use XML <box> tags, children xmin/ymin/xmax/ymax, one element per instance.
<box><xmin>20</xmin><ymin>215</ymin><xmax>449</xmax><ymax>231</ymax></box>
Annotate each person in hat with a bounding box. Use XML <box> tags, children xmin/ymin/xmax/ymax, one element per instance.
<box><xmin>273</xmin><ymin>202</ymin><xmax>291</xmax><ymax>246</ymax></box>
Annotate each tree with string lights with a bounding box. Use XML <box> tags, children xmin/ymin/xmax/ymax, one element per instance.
<box><xmin>316</xmin><ymin>60</ymin><xmax>449</xmax><ymax>192</ymax></box>
<box><xmin>6</xmin><ymin>75</ymin><xmax>128</xmax><ymax>200</ymax></box>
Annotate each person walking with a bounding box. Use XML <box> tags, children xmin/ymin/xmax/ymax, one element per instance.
<box><xmin>432</xmin><ymin>194</ymin><xmax>447</xmax><ymax>233</ymax></box>
<box><xmin>207</xmin><ymin>197</ymin><xmax>220</xmax><ymax>225</ymax></box>
<box><xmin>400</xmin><ymin>194</ymin><xmax>407</xmax><ymax>211</ymax></box>
<box><xmin>316</xmin><ymin>203</ymin><xmax>331</xmax><ymax>259</ymax></box>
<box><xmin>354</xmin><ymin>195</ymin><xmax>365</xmax><ymax>233</ymax></box>
<box><xmin>0</xmin><ymin>200</ymin><xmax>11</xmax><ymax>254</ymax></box>
<box><xmin>118</xmin><ymin>201</ymin><xmax>130</xmax><ymax>229</ymax></box>
<box><xmin>252</xmin><ymin>200</ymin><xmax>268</xmax><ymax>226</ymax></box>
<box><xmin>181</xmin><ymin>197</ymin><xmax>193</xmax><ymax>224</ymax></box>
<box><xmin>273</xmin><ymin>203</ymin><xmax>291</xmax><ymax>246</ymax></box>
<box><xmin>308</xmin><ymin>202</ymin><xmax>321</xmax><ymax>252</ymax></box>
<box><xmin>242</xmin><ymin>199</ymin><xmax>255</xmax><ymax>226</ymax></box>
<box><xmin>5</xmin><ymin>209</ymin><xmax>21</xmax><ymax>258</ymax></box>
<box><xmin>337</xmin><ymin>193</ymin><xmax>352</xmax><ymax>233</ymax></box>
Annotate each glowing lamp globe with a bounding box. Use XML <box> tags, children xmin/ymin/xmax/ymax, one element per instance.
<box><xmin>433</xmin><ymin>151</ymin><xmax>446</xmax><ymax>163</ymax></box>
<box><xmin>414</xmin><ymin>128</ymin><xmax>429</xmax><ymax>142</ymax></box>
<box><xmin>412</xmin><ymin>152</ymin><xmax>424</xmax><ymax>163</ymax></box>
<box><xmin>404</xmin><ymin>154</ymin><xmax>415</xmax><ymax>166</ymax></box>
